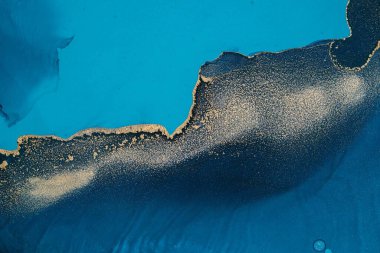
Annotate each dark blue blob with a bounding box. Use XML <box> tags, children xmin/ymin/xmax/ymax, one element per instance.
<box><xmin>330</xmin><ymin>0</ymin><xmax>380</xmax><ymax>69</ymax></box>
<box><xmin>0</xmin><ymin>0</ymin><xmax>73</xmax><ymax>125</ymax></box>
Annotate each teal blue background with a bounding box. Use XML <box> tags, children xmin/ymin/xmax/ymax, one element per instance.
<box><xmin>0</xmin><ymin>0</ymin><xmax>349</xmax><ymax>150</ymax></box>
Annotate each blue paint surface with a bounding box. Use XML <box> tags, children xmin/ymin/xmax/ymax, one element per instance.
<box><xmin>0</xmin><ymin>0</ymin><xmax>349</xmax><ymax>150</ymax></box>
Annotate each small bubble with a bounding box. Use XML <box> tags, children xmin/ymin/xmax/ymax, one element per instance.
<box><xmin>313</xmin><ymin>239</ymin><xmax>326</xmax><ymax>252</ymax></box>
<box><xmin>325</xmin><ymin>249</ymin><xmax>332</xmax><ymax>253</ymax></box>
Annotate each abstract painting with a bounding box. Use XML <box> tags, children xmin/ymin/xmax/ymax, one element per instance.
<box><xmin>0</xmin><ymin>0</ymin><xmax>379</xmax><ymax>252</ymax></box>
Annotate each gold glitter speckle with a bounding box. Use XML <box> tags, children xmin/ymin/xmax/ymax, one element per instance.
<box><xmin>66</xmin><ymin>155</ymin><xmax>74</xmax><ymax>162</ymax></box>
<box><xmin>0</xmin><ymin>160</ymin><xmax>8</xmax><ymax>170</ymax></box>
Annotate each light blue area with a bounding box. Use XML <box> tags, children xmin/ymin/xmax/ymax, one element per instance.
<box><xmin>0</xmin><ymin>0</ymin><xmax>349</xmax><ymax>150</ymax></box>
<box><xmin>325</xmin><ymin>249</ymin><xmax>333</xmax><ymax>253</ymax></box>
<box><xmin>314</xmin><ymin>239</ymin><xmax>326</xmax><ymax>251</ymax></box>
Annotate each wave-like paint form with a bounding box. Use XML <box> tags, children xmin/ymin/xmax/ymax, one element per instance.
<box><xmin>0</xmin><ymin>0</ymin><xmax>380</xmax><ymax>252</ymax></box>
<box><xmin>0</xmin><ymin>0</ymin><xmax>72</xmax><ymax>125</ymax></box>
